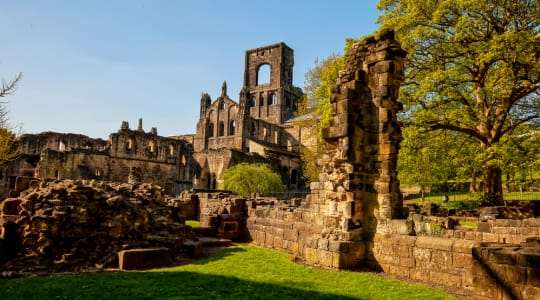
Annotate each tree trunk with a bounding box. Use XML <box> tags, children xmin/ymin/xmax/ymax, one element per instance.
<box><xmin>482</xmin><ymin>166</ymin><xmax>503</xmax><ymax>206</ymax></box>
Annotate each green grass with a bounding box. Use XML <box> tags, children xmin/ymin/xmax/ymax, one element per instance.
<box><xmin>458</xmin><ymin>221</ymin><xmax>478</xmax><ymax>228</ymax></box>
<box><xmin>0</xmin><ymin>245</ymin><xmax>455</xmax><ymax>299</ymax></box>
<box><xmin>405</xmin><ymin>191</ymin><xmax>540</xmax><ymax>204</ymax></box>
<box><xmin>185</xmin><ymin>220</ymin><xmax>201</xmax><ymax>228</ymax></box>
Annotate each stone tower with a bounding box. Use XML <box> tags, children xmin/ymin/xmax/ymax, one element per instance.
<box><xmin>243</xmin><ymin>43</ymin><xmax>300</xmax><ymax>124</ymax></box>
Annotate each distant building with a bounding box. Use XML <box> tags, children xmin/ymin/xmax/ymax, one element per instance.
<box><xmin>0</xmin><ymin>42</ymin><xmax>315</xmax><ymax>199</ymax></box>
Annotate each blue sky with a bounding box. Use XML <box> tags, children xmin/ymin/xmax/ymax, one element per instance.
<box><xmin>1</xmin><ymin>0</ymin><xmax>381</xmax><ymax>139</ymax></box>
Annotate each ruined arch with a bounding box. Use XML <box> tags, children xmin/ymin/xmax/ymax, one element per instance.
<box><xmin>229</xmin><ymin>120</ymin><xmax>236</xmax><ymax>136</ymax></box>
<box><xmin>256</xmin><ymin>63</ymin><xmax>271</xmax><ymax>86</ymax></box>
<box><xmin>218</xmin><ymin>121</ymin><xmax>225</xmax><ymax>137</ymax></box>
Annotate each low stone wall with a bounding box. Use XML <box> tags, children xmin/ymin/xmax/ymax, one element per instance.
<box><xmin>371</xmin><ymin>234</ymin><xmax>540</xmax><ymax>299</ymax></box>
<box><xmin>246</xmin><ymin>199</ymin><xmax>365</xmax><ymax>269</ymax></box>
<box><xmin>413</xmin><ymin>214</ymin><xmax>540</xmax><ymax>244</ymax></box>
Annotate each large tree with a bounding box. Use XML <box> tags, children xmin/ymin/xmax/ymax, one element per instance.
<box><xmin>378</xmin><ymin>0</ymin><xmax>539</xmax><ymax>205</ymax></box>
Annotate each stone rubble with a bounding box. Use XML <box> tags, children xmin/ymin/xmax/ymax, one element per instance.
<box><xmin>0</xmin><ymin>179</ymin><xmax>192</xmax><ymax>276</ymax></box>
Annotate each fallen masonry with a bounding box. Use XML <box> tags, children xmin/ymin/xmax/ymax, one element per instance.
<box><xmin>0</xmin><ymin>179</ymin><xmax>192</xmax><ymax>275</ymax></box>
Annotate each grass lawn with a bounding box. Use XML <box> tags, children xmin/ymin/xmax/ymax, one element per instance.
<box><xmin>405</xmin><ymin>191</ymin><xmax>540</xmax><ymax>204</ymax></box>
<box><xmin>0</xmin><ymin>245</ymin><xmax>455</xmax><ymax>299</ymax></box>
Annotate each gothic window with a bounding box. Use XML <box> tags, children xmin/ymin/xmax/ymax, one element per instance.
<box><xmin>250</xmin><ymin>95</ymin><xmax>256</xmax><ymax>107</ymax></box>
<box><xmin>229</xmin><ymin>120</ymin><xmax>236</xmax><ymax>135</ymax></box>
<box><xmin>291</xmin><ymin>169</ymin><xmax>298</xmax><ymax>185</ymax></box>
<box><xmin>256</xmin><ymin>63</ymin><xmax>270</xmax><ymax>86</ymax></box>
<box><xmin>95</xmin><ymin>168</ymin><xmax>102</xmax><ymax>178</ymax></box>
<box><xmin>218</xmin><ymin>121</ymin><xmax>225</xmax><ymax>136</ymax></box>
<box><xmin>126</xmin><ymin>138</ymin><xmax>134</xmax><ymax>151</ymax></box>
<box><xmin>148</xmin><ymin>140</ymin><xmax>156</xmax><ymax>153</ymax></box>
<box><xmin>219</xmin><ymin>101</ymin><xmax>226</xmax><ymax>111</ymax></box>
<box><xmin>263</xmin><ymin>126</ymin><xmax>269</xmax><ymax>140</ymax></box>
<box><xmin>269</xmin><ymin>93</ymin><xmax>277</xmax><ymax>105</ymax></box>
<box><xmin>208</xmin><ymin>123</ymin><xmax>214</xmax><ymax>137</ymax></box>
<box><xmin>250</xmin><ymin>122</ymin><xmax>256</xmax><ymax>137</ymax></box>
<box><xmin>58</xmin><ymin>140</ymin><xmax>65</xmax><ymax>151</ymax></box>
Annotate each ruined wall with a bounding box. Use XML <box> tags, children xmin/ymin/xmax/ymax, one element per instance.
<box><xmin>1</xmin><ymin>121</ymin><xmax>197</xmax><ymax>199</ymax></box>
<box><xmin>372</xmin><ymin>234</ymin><xmax>540</xmax><ymax>299</ymax></box>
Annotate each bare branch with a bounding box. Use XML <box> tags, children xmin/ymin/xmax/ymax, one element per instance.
<box><xmin>0</xmin><ymin>73</ymin><xmax>22</xmax><ymax>98</ymax></box>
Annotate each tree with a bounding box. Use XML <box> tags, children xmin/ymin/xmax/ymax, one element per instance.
<box><xmin>0</xmin><ymin>72</ymin><xmax>22</xmax><ymax>166</ymax></box>
<box><xmin>378</xmin><ymin>0</ymin><xmax>540</xmax><ymax>205</ymax></box>
<box><xmin>297</xmin><ymin>53</ymin><xmax>350</xmax><ymax>183</ymax></box>
<box><xmin>221</xmin><ymin>163</ymin><xmax>285</xmax><ymax>196</ymax></box>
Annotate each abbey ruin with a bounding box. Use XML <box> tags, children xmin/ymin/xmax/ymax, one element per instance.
<box><xmin>0</xmin><ymin>42</ymin><xmax>308</xmax><ymax>199</ymax></box>
<box><xmin>1</xmin><ymin>32</ymin><xmax>540</xmax><ymax>299</ymax></box>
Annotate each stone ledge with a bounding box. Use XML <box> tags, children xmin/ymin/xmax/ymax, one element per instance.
<box><xmin>415</xmin><ymin>236</ymin><xmax>454</xmax><ymax>251</ymax></box>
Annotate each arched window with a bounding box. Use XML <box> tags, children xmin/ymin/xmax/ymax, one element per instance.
<box><xmin>229</xmin><ymin>120</ymin><xmax>236</xmax><ymax>135</ymax></box>
<box><xmin>259</xmin><ymin>94</ymin><xmax>264</xmax><ymax>106</ymax></box>
<box><xmin>291</xmin><ymin>169</ymin><xmax>298</xmax><ymax>185</ymax></box>
<box><xmin>257</xmin><ymin>64</ymin><xmax>271</xmax><ymax>85</ymax></box>
<box><xmin>263</xmin><ymin>126</ymin><xmax>269</xmax><ymax>140</ymax></box>
<box><xmin>219</xmin><ymin>101</ymin><xmax>226</xmax><ymax>111</ymax></box>
<box><xmin>269</xmin><ymin>93</ymin><xmax>277</xmax><ymax>105</ymax></box>
<box><xmin>169</xmin><ymin>144</ymin><xmax>175</xmax><ymax>155</ymax></box>
<box><xmin>218</xmin><ymin>121</ymin><xmax>225</xmax><ymax>136</ymax></box>
<box><xmin>208</xmin><ymin>123</ymin><xmax>214</xmax><ymax>137</ymax></box>
<box><xmin>126</xmin><ymin>138</ymin><xmax>134</xmax><ymax>151</ymax></box>
<box><xmin>250</xmin><ymin>122</ymin><xmax>257</xmax><ymax>137</ymax></box>
<box><xmin>250</xmin><ymin>95</ymin><xmax>256</xmax><ymax>107</ymax></box>
<box><xmin>148</xmin><ymin>140</ymin><xmax>156</xmax><ymax>153</ymax></box>
<box><xmin>58</xmin><ymin>140</ymin><xmax>65</xmax><ymax>151</ymax></box>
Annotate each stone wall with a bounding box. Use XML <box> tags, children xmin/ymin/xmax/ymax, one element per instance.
<box><xmin>372</xmin><ymin>234</ymin><xmax>540</xmax><ymax>299</ymax></box>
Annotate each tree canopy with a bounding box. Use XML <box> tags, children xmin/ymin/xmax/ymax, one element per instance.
<box><xmin>378</xmin><ymin>0</ymin><xmax>540</xmax><ymax>205</ymax></box>
<box><xmin>221</xmin><ymin>163</ymin><xmax>285</xmax><ymax>196</ymax></box>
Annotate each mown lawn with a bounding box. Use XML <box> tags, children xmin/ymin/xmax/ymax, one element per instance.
<box><xmin>0</xmin><ymin>245</ymin><xmax>456</xmax><ymax>299</ymax></box>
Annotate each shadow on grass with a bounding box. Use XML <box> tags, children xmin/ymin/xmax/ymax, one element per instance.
<box><xmin>190</xmin><ymin>246</ymin><xmax>247</xmax><ymax>266</ymax></box>
<box><xmin>0</xmin><ymin>270</ymin><xmax>359</xmax><ymax>300</ymax></box>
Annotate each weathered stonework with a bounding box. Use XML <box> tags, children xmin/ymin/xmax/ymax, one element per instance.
<box><xmin>193</xmin><ymin>43</ymin><xmax>307</xmax><ymax>191</ymax></box>
<box><xmin>0</xmin><ymin>120</ymin><xmax>197</xmax><ymax>199</ymax></box>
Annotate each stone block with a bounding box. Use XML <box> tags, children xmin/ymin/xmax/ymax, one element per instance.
<box><xmin>410</xmin><ymin>269</ymin><xmax>430</xmax><ymax>282</ymax></box>
<box><xmin>413</xmin><ymin>247</ymin><xmax>431</xmax><ymax>262</ymax></box>
<box><xmin>452</xmin><ymin>252</ymin><xmax>473</xmax><ymax>269</ymax></box>
<box><xmin>118</xmin><ymin>248</ymin><xmax>172</xmax><ymax>270</ymax></box>
<box><xmin>431</xmin><ymin>250</ymin><xmax>452</xmax><ymax>266</ymax></box>
<box><xmin>452</xmin><ymin>239</ymin><xmax>476</xmax><ymax>253</ymax></box>
<box><xmin>521</xmin><ymin>286</ymin><xmax>540</xmax><ymax>300</ymax></box>
<box><xmin>183</xmin><ymin>241</ymin><xmax>203</xmax><ymax>258</ymax></box>
<box><xmin>430</xmin><ymin>271</ymin><xmax>462</xmax><ymax>288</ymax></box>
<box><xmin>415</xmin><ymin>236</ymin><xmax>454</xmax><ymax>251</ymax></box>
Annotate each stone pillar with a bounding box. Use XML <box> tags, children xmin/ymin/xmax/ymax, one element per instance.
<box><xmin>303</xmin><ymin>30</ymin><xmax>406</xmax><ymax>268</ymax></box>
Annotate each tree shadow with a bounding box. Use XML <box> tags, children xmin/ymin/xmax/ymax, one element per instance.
<box><xmin>1</xmin><ymin>270</ymin><xmax>360</xmax><ymax>300</ymax></box>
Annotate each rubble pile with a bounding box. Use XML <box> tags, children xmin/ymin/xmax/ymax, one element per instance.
<box><xmin>0</xmin><ymin>179</ymin><xmax>192</xmax><ymax>275</ymax></box>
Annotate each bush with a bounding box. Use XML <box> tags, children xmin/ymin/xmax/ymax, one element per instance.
<box><xmin>221</xmin><ymin>163</ymin><xmax>285</xmax><ymax>196</ymax></box>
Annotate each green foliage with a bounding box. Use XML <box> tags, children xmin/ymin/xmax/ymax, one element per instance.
<box><xmin>185</xmin><ymin>220</ymin><xmax>200</xmax><ymax>228</ymax></box>
<box><xmin>378</xmin><ymin>0</ymin><xmax>540</xmax><ymax>205</ymax></box>
<box><xmin>0</xmin><ymin>246</ymin><xmax>456</xmax><ymax>299</ymax></box>
<box><xmin>221</xmin><ymin>163</ymin><xmax>285</xmax><ymax>196</ymax></box>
